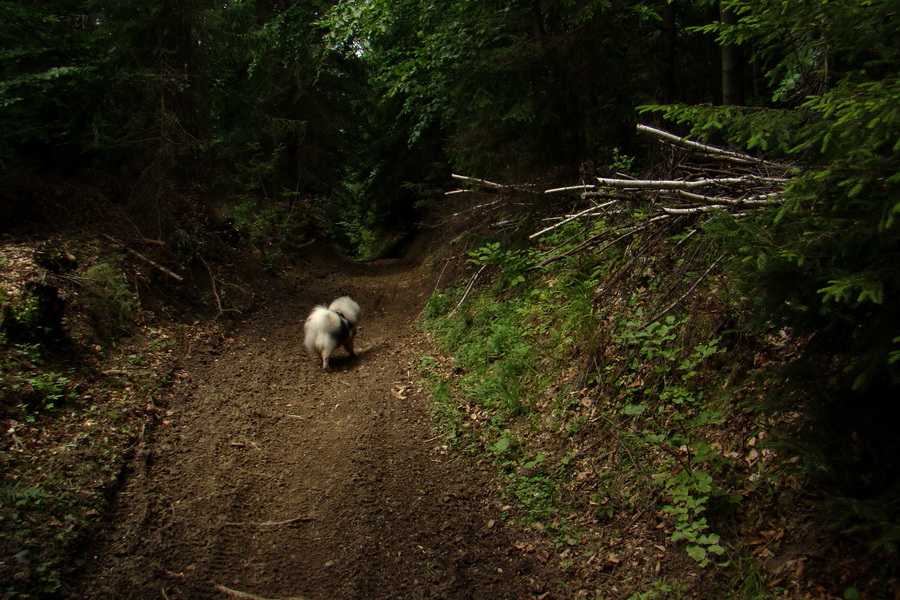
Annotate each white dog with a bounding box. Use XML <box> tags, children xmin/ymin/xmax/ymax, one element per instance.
<box><xmin>303</xmin><ymin>296</ymin><xmax>361</xmax><ymax>369</ymax></box>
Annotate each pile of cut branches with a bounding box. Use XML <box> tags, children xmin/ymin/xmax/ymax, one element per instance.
<box><xmin>544</xmin><ymin>124</ymin><xmax>789</xmax><ymax>202</ymax></box>
<box><xmin>448</xmin><ymin>124</ymin><xmax>793</xmax><ymax>270</ymax></box>
<box><xmin>450</xmin><ymin>123</ymin><xmax>792</xmax><ymax>237</ymax></box>
<box><xmin>444</xmin><ymin>124</ymin><xmax>793</xmax><ymax>318</ymax></box>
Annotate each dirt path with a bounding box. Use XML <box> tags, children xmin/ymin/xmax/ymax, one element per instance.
<box><xmin>68</xmin><ymin>246</ymin><xmax>557</xmax><ymax>600</ymax></box>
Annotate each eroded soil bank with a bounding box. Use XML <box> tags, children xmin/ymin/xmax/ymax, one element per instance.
<box><xmin>65</xmin><ymin>245</ymin><xmax>563</xmax><ymax>600</ymax></box>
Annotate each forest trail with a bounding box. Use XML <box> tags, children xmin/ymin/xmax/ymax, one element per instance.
<box><xmin>68</xmin><ymin>242</ymin><xmax>556</xmax><ymax>600</ymax></box>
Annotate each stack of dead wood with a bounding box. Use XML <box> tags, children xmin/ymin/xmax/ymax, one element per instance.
<box><xmin>545</xmin><ymin>124</ymin><xmax>789</xmax><ymax>214</ymax></box>
<box><xmin>450</xmin><ymin>123</ymin><xmax>790</xmax><ymax>221</ymax></box>
<box><xmin>447</xmin><ymin>124</ymin><xmax>791</xmax><ymax>265</ymax></box>
<box><xmin>442</xmin><ymin>125</ymin><xmax>792</xmax><ymax>319</ymax></box>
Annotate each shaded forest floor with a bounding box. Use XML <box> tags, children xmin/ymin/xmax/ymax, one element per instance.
<box><xmin>54</xmin><ymin>238</ymin><xmax>570</xmax><ymax>599</ymax></box>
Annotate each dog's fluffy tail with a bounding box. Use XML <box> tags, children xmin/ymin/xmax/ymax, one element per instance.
<box><xmin>328</xmin><ymin>296</ymin><xmax>361</xmax><ymax>326</ymax></box>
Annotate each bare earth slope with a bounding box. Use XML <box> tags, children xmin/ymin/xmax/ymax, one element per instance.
<box><xmin>68</xmin><ymin>246</ymin><xmax>556</xmax><ymax>600</ymax></box>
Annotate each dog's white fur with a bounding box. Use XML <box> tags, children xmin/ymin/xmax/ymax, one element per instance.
<box><xmin>304</xmin><ymin>296</ymin><xmax>361</xmax><ymax>369</ymax></box>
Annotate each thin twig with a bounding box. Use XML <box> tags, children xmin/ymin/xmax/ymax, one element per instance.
<box><xmin>448</xmin><ymin>200</ymin><xmax>500</xmax><ymax>218</ymax></box>
<box><xmin>537</xmin><ymin>219</ymin><xmax>665</xmax><ymax>268</ymax></box>
<box><xmin>594</xmin><ymin>254</ymin><xmax>642</xmax><ymax>301</ymax></box>
<box><xmin>448</xmin><ymin>264</ymin><xmax>487</xmax><ymax>317</ymax></box>
<box><xmin>544</xmin><ymin>184</ymin><xmax>597</xmax><ymax>194</ymax></box>
<box><xmin>199</xmin><ymin>256</ymin><xmax>242</xmax><ymax>318</ymax></box>
<box><xmin>450</xmin><ymin>173</ymin><xmax>539</xmax><ymax>193</ymax></box>
<box><xmin>224</xmin><ymin>515</ymin><xmax>315</xmax><ymax>528</ymax></box>
<box><xmin>660</xmin><ymin>205</ymin><xmax>723</xmax><ymax>215</ymax></box>
<box><xmin>256</xmin><ymin>515</ymin><xmax>315</xmax><ymax>527</ymax></box>
<box><xmin>451</xmin><ymin>173</ymin><xmax>508</xmax><ymax>189</ymax></box>
<box><xmin>100</xmin><ymin>233</ymin><xmax>184</xmax><ymax>282</ymax></box>
<box><xmin>450</xmin><ymin>173</ymin><xmax>540</xmax><ymax>194</ymax></box>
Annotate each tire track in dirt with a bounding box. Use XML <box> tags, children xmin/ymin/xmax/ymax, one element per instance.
<box><xmin>68</xmin><ymin>248</ymin><xmax>559</xmax><ymax>600</ymax></box>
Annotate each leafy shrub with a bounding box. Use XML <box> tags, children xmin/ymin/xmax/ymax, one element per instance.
<box><xmin>420</xmin><ymin>211</ymin><xmax>744</xmax><ymax>572</ymax></box>
<box><xmin>0</xmin><ymin>283</ymin><xmax>66</xmax><ymax>342</ymax></box>
<box><xmin>79</xmin><ymin>261</ymin><xmax>136</xmax><ymax>337</ymax></box>
<box><xmin>226</xmin><ymin>197</ymin><xmax>315</xmax><ymax>272</ymax></box>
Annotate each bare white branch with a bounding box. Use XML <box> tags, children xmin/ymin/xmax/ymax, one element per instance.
<box><xmin>595</xmin><ymin>175</ymin><xmax>788</xmax><ymax>190</ymax></box>
<box><xmin>636</xmin><ymin>124</ymin><xmax>780</xmax><ymax>166</ymax></box>
<box><xmin>529</xmin><ymin>200</ymin><xmax>617</xmax><ymax>240</ymax></box>
<box><xmin>545</xmin><ymin>184</ymin><xmax>597</xmax><ymax>194</ymax></box>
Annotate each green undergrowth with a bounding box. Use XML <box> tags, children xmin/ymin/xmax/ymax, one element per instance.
<box><xmin>417</xmin><ymin>216</ymin><xmax>789</xmax><ymax>596</ymax></box>
<box><xmin>0</xmin><ymin>243</ymin><xmax>182</xmax><ymax>598</ymax></box>
<box><xmin>0</xmin><ymin>335</ymin><xmax>151</xmax><ymax>597</ymax></box>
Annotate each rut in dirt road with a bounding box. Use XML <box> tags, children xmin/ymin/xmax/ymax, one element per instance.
<box><xmin>69</xmin><ymin>250</ymin><xmax>559</xmax><ymax>600</ymax></box>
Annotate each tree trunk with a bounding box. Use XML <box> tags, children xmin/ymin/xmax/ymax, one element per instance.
<box><xmin>531</xmin><ymin>0</ymin><xmax>546</xmax><ymax>43</ymax></box>
<box><xmin>661</xmin><ymin>1</ymin><xmax>677</xmax><ymax>103</ymax></box>
<box><xmin>720</xmin><ymin>2</ymin><xmax>743</xmax><ymax>106</ymax></box>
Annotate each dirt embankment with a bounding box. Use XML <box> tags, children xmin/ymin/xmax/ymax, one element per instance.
<box><xmin>66</xmin><ymin>244</ymin><xmax>561</xmax><ymax>600</ymax></box>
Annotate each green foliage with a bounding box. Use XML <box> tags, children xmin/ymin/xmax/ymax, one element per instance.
<box><xmin>420</xmin><ymin>282</ymin><xmax>570</xmax><ymax>529</ymax></box>
<box><xmin>730</xmin><ymin>554</ymin><xmax>768</xmax><ymax>600</ymax></box>
<box><xmin>1</xmin><ymin>0</ymin><xmax>377</xmax><ymax>248</ymax></box>
<box><xmin>421</xmin><ymin>215</ymin><xmax>739</xmax><ymax>571</ymax></box>
<box><xmin>605</xmin><ymin>312</ymin><xmax>731</xmax><ymax>566</ymax></box>
<box><xmin>8</xmin><ymin>296</ymin><xmax>46</xmax><ymax>337</ymax></box>
<box><xmin>467</xmin><ymin>242</ymin><xmax>531</xmax><ymax>287</ymax></box>
<box><xmin>1</xmin><ymin>282</ymin><xmax>65</xmax><ymax>342</ymax></box>
<box><xmin>417</xmin><ymin>358</ymin><xmax>463</xmax><ymax>445</ymax></box>
<box><xmin>15</xmin><ymin>371</ymin><xmax>77</xmax><ymax>415</ymax></box>
<box><xmin>626</xmin><ymin>580</ymin><xmax>687</xmax><ymax>600</ymax></box>
<box><xmin>0</xmin><ymin>1</ymin><xmax>110</xmax><ymax>169</ymax></box>
<box><xmin>0</xmin><ymin>482</ymin><xmax>66</xmax><ymax>594</ymax></box>
<box><xmin>207</xmin><ymin>1</ymin><xmax>368</xmax><ymax>200</ymax></box>
<box><xmin>422</xmin><ymin>286</ymin><xmax>460</xmax><ymax>319</ymax></box>
<box><xmin>1</xmin><ymin>342</ymin><xmax>77</xmax><ymax>416</ymax></box>
<box><xmin>828</xmin><ymin>494</ymin><xmax>900</xmax><ymax>555</ymax></box>
<box><xmin>80</xmin><ymin>260</ymin><xmax>137</xmax><ymax>335</ymax></box>
<box><xmin>642</xmin><ymin>0</ymin><xmax>900</xmax><ymax>556</ymax></box>
<box><xmin>843</xmin><ymin>587</ymin><xmax>860</xmax><ymax>600</ymax></box>
<box><xmin>321</xmin><ymin>0</ymin><xmax>675</xmax><ymax>172</ymax></box>
<box><xmin>433</xmin><ymin>295</ymin><xmax>536</xmax><ymax>419</ymax></box>
<box><xmin>226</xmin><ymin>198</ymin><xmax>315</xmax><ymax>272</ymax></box>
<box><xmin>609</xmin><ymin>147</ymin><xmax>637</xmax><ymax>176</ymax></box>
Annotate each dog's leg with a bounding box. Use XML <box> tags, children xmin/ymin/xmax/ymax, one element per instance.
<box><xmin>344</xmin><ymin>337</ymin><xmax>356</xmax><ymax>357</ymax></box>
